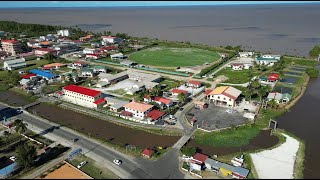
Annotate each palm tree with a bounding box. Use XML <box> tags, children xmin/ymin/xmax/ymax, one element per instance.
<box><xmin>3</xmin><ymin>131</ymin><xmax>10</xmax><ymax>143</ymax></box>
<box><xmin>13</xmin><ymin>119</ymin><xmax>28</xmax><ymax>134</ymax></box>
<box><xmin>257</xmin><ymin>87</ymin><xmax>267</xmax><ymax>102</ymax></box>
<box><xmin>267</xmin><ymin>99</ymin><xmax>278</xmax><ymax>109</ymax></box>
<box><xmin>177</xmin><ymin>93</ymin><xmax>186</xmax><ymax>102</ymax></box>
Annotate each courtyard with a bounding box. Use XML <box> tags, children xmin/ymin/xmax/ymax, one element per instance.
<box><xmin>186</xmin><ymin>103</ymin><xmax>250</xmax><ymax>131</ymax></box>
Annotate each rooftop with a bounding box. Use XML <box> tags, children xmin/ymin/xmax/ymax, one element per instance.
<box><xmin>142</xmin><ymin>149</ymin><xmax>154</xmax><ymax>157</ymax></box>
<box><xmin>63</xmin><ymin>84</ymin><xmax>101</xmax><ymax>97</ymax></box>
<box><xmin>188</xmin><ymin>80</ymin><xmax>202</xmax><ymax>86</ymax></box>
<box><xmin>123</xmin><ymin>101</ymin><xmax>153</xmax><ymax>112</ymax></box>
<box><xmin>192</xmin><ymin>153</ymin><xmax>208</xmax><ymax>164</ymax></box>
<box><xmin>171</xmin><ymin>88</ymin><xmax>188</xmax><ymax>95</ymax></box>
<box><xmin>146</xmin><ymin>110</ymin><xmax>165</xmax><ymax>121</ymax></box>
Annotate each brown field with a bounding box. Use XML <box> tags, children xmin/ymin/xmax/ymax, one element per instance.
<box><xmin>186</xmin><ymin>130</ymin><xmax>279</xmax><ymax>156</ymax></box>
<box><xmin>39</xmin><ymin>161</ymin><xmax>92</xmax><ymax>179</ymax></box>
<box><xmin>0</xmin><ymin>91</ymin><xmax>32</xmax><ymax>106</ymax></box>
<box><xmin>27</xmin><ymin>103</ymin><xmax>180</xmax><ymax>149</ymax></box>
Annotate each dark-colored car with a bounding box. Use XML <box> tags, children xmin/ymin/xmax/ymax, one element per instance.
<box><xmin>73</xmin><ymin>138</ymin><xmax>79</xmax><ymax>142</ymax></box>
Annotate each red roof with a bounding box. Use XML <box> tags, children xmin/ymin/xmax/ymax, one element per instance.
<box><xmin>1</xmin><ymin>39</ymin><xmax>18</xmax><ymax>43</ymax></box>
<box><xmin>267</xmin><ymin>73</ymin><xmax>279</xmax><ymax>81</ymax></box>
<box><xmin>188</xmin><ymin>80</ymin><xmax>202</xmax><ymax>86</ymax></box>
<box><xmin>192</xmin><ymin>153</ymin><xmax>208</xmax><ymax>164</ymax></box>
<box><xmin>142</xmin><ymin>149</ymin><xmax>154</xmax><ymax>157</ymax></box>
<box><xmin>171</xmin><ymin>89</ymin><xmax>188</xmax><ymax>95</ymax></box>
<box><xmin>63</xmin><ymin>84</ymin><xmax>101</xmax><ymax>97</ymax></box>
<box><xmin>86</xmin><ymin>54</ymin><xmax>99</xmax><ymax>57</ymax></box>
<box><xmin>21</xmin><ymin>73</ymin><xmax>36</xmax><ymax>79</ymax></box>
<box><xmin>153</xmin><ymin>97</ymin><xmax>171</xmax><ymax>105</ymax></box>
<box><xmin>144</xmin><ymin>95</ymin><xmax>151</xmax><ymax>99</ymax></box>
<box><xmin>35</xmin><ymin>48</ymin><xmax>56</xmax><ymax>52</ymax></box>
<box><xmin>93</xmin><ymin>98</ymin><xmax>105</xmax><ymax>104</ymax></box>
<box><xmin>101</xmin><ymin>36</ymin><xmax>116</xmax><ymax>39</ymax></box>
<box><xmin>204</xmin><ymin>89</ymin><xmax>213</xmax><ymax>95</ymax></box>
<box><xmin>146</xmin><ymin>110</ymin><xmax>165</xmax><ymax>121</ymax></box>
<box><xmin>100</xmin><ymin>46</ymin><xmax>117</xmax><ymax>50</ymax></box>
<box><xmin>56</xmin><ymin>91</ymin><xmax>62</xmax><ymax>95</ymax></box>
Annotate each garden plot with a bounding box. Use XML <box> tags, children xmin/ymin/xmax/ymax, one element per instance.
<box><xmin>273</xmin><ymin>85</ymin><xmax>293</xmax><ymax>94</ymax></box>
<box><xmin>279</xmin><ymin>76</ymin><xmax>298</xmax><ymax>85</ymax></box>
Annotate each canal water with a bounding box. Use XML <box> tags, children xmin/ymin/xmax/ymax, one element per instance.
<box><xmin>277</xmin><ymin>65</ymin><xmax>320</xmax><ymax>179</ymax></box>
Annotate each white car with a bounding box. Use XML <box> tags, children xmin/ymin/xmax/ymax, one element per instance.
<box><xmin>9</xmin><ymin>156</ymin><xmax>16</xmax><ymax>161</ymax></box>
<box><xmin>113</xmin><ymin>159</ymin><xmax>122</xmax><ymax>165</ymax></box>
<box><xmin>77</xmin><ymin>161</ymin><xmax>87</xmax><ymax>169</ymax></box>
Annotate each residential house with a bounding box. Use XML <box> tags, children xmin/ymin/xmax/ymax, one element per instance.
<box><xmin>79</xmin><ymin>34</ymin><xmax>94</xmax><ymax>42</ymax></box>
<box><xmin>101</xmin><ymin>36</ymin><xmax>123</xmax><ymax>45</ymax></box>
<box><xmin>267</xmin><ymin>73</ymin><xmax>279</xmax><ymax>83</ymax></box>
<box><xmin>262</xmin><ymin>54</ymin><xmax>281</xmax><ymax>60</ymax></box>
<box><xmin>62</xmin><ymin>72</ymin><xmax>79</xmax><ymax>82</ymax></box>
<box><xmin>104</xmin><ymin>96</ymin><xmax>128</xmax><ymax>112</ymax></box>
<box><xmin>54</xmin><ymin>44</ymin><xmax>79</xmax><ymax>55</ymax></box>
<box><xmin>62</xmin><ymin>84</ymin><xmax>105</xmax><ymax>109</ymax></box>
<box><xmin>29</xmin><ymin>69</ymin><xmax>60</xmax><ymax>82</ymax></box>
<box><xmin>281</xmin><ymin>93</ymin><xmax>292</xmax><ymax>103</ymax></box>
<box><xmin>92</xmin><ymin>65</ymin><xmax>107</xmax><ymax>73</ymax></box>
<box><xmin>194</xmin><ymin>101</ymin><xmax>207</xmax><ymax>109</ymax></box>
<box><xmin>191</xmin><ymin>153</ymin><xmax>208</xmax><ymax>166</ymax></box>
<box><xmin>3</xmin><ymin>57</ymin><xmax>26</xmax><ymax>70</ymax></box>
<box><xmin>57</xmin><ymin>29</ymin><xmax>70</xmax><ymax>37</ymax></box>
<box><xmin>208</xmin><ymin>86</ymin><xmax>242</xmax><ymax>107</ymax></box>
<box><xmin>85</xmin><ymin>53</ymin><xmax>100</xmax><ymax>59</ymax></box>
<box><xmin>80</xmin><ymin>68</ymin><xmax>94</xmax><ymax>77</ymax></box>
<box><xmin>230</xmin><ymin>63</ymin><xmax>244</xmax><ymax>70</ymax></box>
<box><xmin>99</xmin><ymin>45</ymin><xmax>118</xmax><ymax>53</ymax></box>
<box><xmin>187</xmin><ymin>80</ymin><xmax>202</xmax><ymax>88</ymax></box>
<box><xmin>267</xmin><ymin>92</ymin><xmax>292</xmax><ymax>104</ymax></box>
<box><xmin>98</xmin><ymin>71</ymin><xmax>129</xmax><ymax>84</ymax></box>
<box><xmin>243</xmin><ymin>63</ymin><xmax>252</xmax><ymax>69</ymax></box>
<box><xmin>141</xmin><ymin>149</ymin><xmax>154</xmax><ymax>158</ymax></box>
<box><xmin>91</xmin><ymin>42</ymin><xmax>102</xmax><ymax>48</ymax></box>
<box><xmin>43</xmin><ymin>63</ymin><xmax>67</xmax><ymax>70</ymax></box>
<box><xmin>238</xmin><ymin>52</ymin><xmax>254</xmax><ymax>58</ymax></box>
<box><xmin>170</xmin><ymin>88</ymin><xmax>188</xmax><ymax>97</ymax></box>
<box><xmin>125</xmin><ymin>82</ymin><xmax>145</xmax><ymax>95</ymax></box>
<box><xmin>144</xmin><ymin>96</ymin><xmax>173</xmax><ymax>107</ymax></box>
<box><xmin>21</xmin><ymin>73</ymin><xmax>36</xmax><ymax>80</ymax></box>
<box><xmin>146</xmin><ymin>109</ymin><xmax>166</xmax><ymax>123</ymax></box>
<box><xmin>123</xmin><ymin>101</ymin><xmax>154</xmax><ymax>119</ymax></box>
<box><xmin>255</xmin><ymin>56</ymin><xmax>279</xmax><ymax>66</ymax></box>
<box><xmin>1</xmin><ymin>39</ymin><xmax>22</xmax><ymax>56</ymax></box>
<box><xmin>83</xmin><ymin>48</ymin><xmax>96</xmax><ymax>55</ymax></box>
<box><xmin>34</xmin><ymin>48</ymin><xmax>57</xmax><ymax>56</ymax></box>
<box><xmin>110</xmin><ymin>53</ymin><xmax>127</xmax><ymax>60</ymax></box>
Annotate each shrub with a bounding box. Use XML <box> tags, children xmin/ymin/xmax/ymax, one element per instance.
<box><xmin>180</xmin><ymin>147</ymin><xmax>196</xmax><ymax>156</ymax></box>
<box><xmin>306</xmin><ymin>68</ymin><xmax>319</xmax><ymax>78</ymax></box>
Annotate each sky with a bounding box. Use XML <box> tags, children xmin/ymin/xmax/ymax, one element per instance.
<box><xmin>1</xmin><ymin>1</ymin><xmax>319</xmax><ymax>8</ymax></box>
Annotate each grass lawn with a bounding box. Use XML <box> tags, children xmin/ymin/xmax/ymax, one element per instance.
<box><xmin>20</xmin><ymin>59</ymin><xmax>50</xmax><ymax>71</ymax></box>
<box><xmin>159</xmin><ymin>78</ymin><xmax>183</xmax><ymax>91</ymax></box>
<box><xmin>67</xmin><ymin>154</ymin><xmax>118</xmax><ymax>179</ymax></box>
<box><xmin>9</xmin><ymin>87</ymin><xmax>38</xmax><ymax>102</ymax></box>
<box><xmin>283</xmin><ymin>56</ymin><xmax>318</xmax><ymax>67</ymax></box>
<box><xmin>193</xmin><ymin>125</ymin><xmax>260</xmax><ymax>147</ymax></box>
<box><xmin>129</xmin><ymin>46</ymin><xmax>220</xmax><ymax>67</ymax></box>
<box><xmin>215</xmin><ymin>67</ymin><xmax>260</xmax><ymax>84</ymax></box>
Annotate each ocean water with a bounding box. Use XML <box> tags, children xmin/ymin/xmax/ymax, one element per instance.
<box><xmin>0</xmin><ymin>4</ymin><xmax>319</xmax><ymax>56</ymax></box>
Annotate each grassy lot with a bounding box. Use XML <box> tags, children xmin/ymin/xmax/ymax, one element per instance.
<box><xmin>159</xmin><ymin>78</ymin><xmax>184</xmax><ymax>91</ymax></box>
<box><xmin>9</xmin><ymin>87</ymin><xmax>38</xmax><ymax>102</ymax></box>
<box><xmin>20</xmin><ymin>59</ymin><xmax>50</xmax><ymax>71</ymax></box>
<box><xmin>283</xmin><ymin>56</ymin><xmax>318</xmax><ymax>67</ymax></box>
<box><xmin>194</xmin><ymin>125</ymin><xmax>260</xmax><ymax>147</ymax></box>
<box><xmin>215</xmin><ymin>67</ymin><xmax>261</xmax><ymax>84</ymax></box>
<box><xmin>67</xmin><ymin>154</ymin><xmax>119</xmax><ymax>179</ymax></box>
<box><xmin>129</xmin><ymin>46</ymin><xmax>220</xmax><ymax>67</ymax></box>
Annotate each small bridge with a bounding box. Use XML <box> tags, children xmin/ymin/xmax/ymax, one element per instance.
<box><xmin>22</xmin><ymin>101</ymin><xmax>40</xmax><ymax>109</ymax></box>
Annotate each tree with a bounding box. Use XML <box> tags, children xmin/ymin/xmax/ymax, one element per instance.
<box><xmin>180</xmin><ymin>147</ymin><xmax>196</xmax><ymax>157</ymax></box>
<box><xmin>309</xmin><ymin>45</ymin><xmax>320</xmax><ymax>58</ymax></box>
<box><xmin>150</xmin><ymin>85</ymin><xmax>161</xmax><ymax>96</ymax></box>
<box><xmin>15</xmin><ymin>143</ymin><xmax>37</xmax><ymax>169</ymax></box>
<box><xmin>13</xmin><ymin>119</ymin><xmax>28</xmax><ymax>134</ymax></box>
<box><xmin>3</xmin><ymin>131</ymin><xmax>10</xmax><ymax>143</ymax></box>
<box><xmin>177</xmin><ymin>93</ymin><xmax>186</xmax><ymax>102</ymax></box>
<box><xmin>267</xmin><ymin>99</ymin><xmax>278</xmax><ymax>109</ymax></box>
<box><xmin>135</xmin><ymin>91</ymin><xmax>145</xmax><ymax>102</ymax></box>
<box><xmin>257</xmin><ymin>86</ymin><xmax>267</xmax><ymax>102</ymax></box>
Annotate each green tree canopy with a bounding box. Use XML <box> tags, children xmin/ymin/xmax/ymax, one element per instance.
<box><xmin>15</xmin><ymin>143</ymin><xmax>37</xmax><ymax>169</ymax></box>
<box><xmin>309</xmin><ymin>45</ymin><xmax>320</xmax><ymax>58</ymax></box>
<box><xmin>13</xmin><ymin>119</ymin><xmax>28</xmax><ymax>134</ymax></box>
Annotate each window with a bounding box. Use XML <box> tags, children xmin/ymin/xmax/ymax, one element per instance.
<box><xmin>229</xmin><ymin>98</ymin><xmax>232</xmax><ymax>101</ymax></box>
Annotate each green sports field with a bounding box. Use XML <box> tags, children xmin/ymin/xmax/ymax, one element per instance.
<box><xmin>129</xmin><ymin>46</ymin><xmax>220</xmax><ymax>67</ymax></box>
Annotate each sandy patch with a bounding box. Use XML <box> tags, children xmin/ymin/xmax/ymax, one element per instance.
<box><xmin>250</xmin><ymin>133</ymin><xmax>300</xmax><ymax>179</ymax></box>
<box><xmin>39</xmin><ymin>162</ymin><xmax>92</xmax><ymax>179</ymax></box>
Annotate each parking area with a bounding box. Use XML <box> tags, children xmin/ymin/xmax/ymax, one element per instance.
<box><xmin>186</xmin><ymin>104</ymin><xmax>249</xmax><ymax>131</ymax></box>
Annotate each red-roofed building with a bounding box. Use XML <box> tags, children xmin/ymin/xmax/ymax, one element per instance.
<box><xmin>144</xmin><ymin>96</ymin><xmax>173</xmax><ymax>107</ymax></box>
<box><xmin>62</xmin><ymin>84</ymin><xmax>103</xmax><ymax>108</ymax></box>
<box><xmin>141</xmin><ymin>149</ymin><xmax>154</xmax><ymax>158</ymax></box>
<box><xmin>21</xmin><ymin>73</ymin><xmax>36</xmax><ymax>79</ymax></box>
<box><xmin>85</xmin><ymin>53</ymin><xmax>99</xmax><ymax>59</ymax></box>
<box><xmin>267</xmin><ymin>73</ymin><xmax>279</xmax><ymax>82</ymax></box>
<box><xmin>34</xmin><ymin>48</ymin><xmax>57</xmax><ymax>56</ymax></box>
<box><xmin>170</xmin><ymin>89</ymin><xmax>188</xmax><ymax>96</ymax></box>
<box><xmin>100</xmin><ymin>46</ymin><xmax>118</xmax><ymax>52</ymax></box>
<box><xmin>146</xmin><ymin>110</ymin><xmax>166</xmax><ymax>122</ymax></box>
<box><xmin>187</xmin><ymin>80</ymin><xmax>202</xmax><ymax>88</ymax></box>
<box><xmin>1</xmin><ymin>39</ymin><xmax>22</xmax><ymax>56</ymax></box>
<box><xmin>192</xmin><ymin>153</ymin><xmax>208</xmax><ymax>165</ymax></box>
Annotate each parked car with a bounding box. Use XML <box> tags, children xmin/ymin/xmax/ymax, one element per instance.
<box><xmin>77</xmin><ymin>161</ymin><xmax>87</xmax><ymax>169</ymax></box>
<box><xmin>113</xmin><ymin>159</ymin><xmax>122</xmax><ymax>165</ymax></box>
<box><xmin>9</xmin><ymin>156</ymin><xmax>16</xmax><ymax>161</ymax></box>
<box><xmin>73</xmin><ymin>138</ymin><xmax>79</xmax><ymax>142</ymax></box>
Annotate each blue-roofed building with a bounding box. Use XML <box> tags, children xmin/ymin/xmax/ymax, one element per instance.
<box><xmin>29</xmin><ymin>69</ymin><xmax>60</xmax><ymax>82</ymax></box>
<box><xmin>0</xmin><ymin>157</ymin><xmax>17</xmax><ymax>178</ymax></box>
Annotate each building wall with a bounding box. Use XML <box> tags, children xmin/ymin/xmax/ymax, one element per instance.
<box><xmin>210</xmin><ymin>94</ymin><xmax>235</xmax><ymax>107</ymax></box>
<box><xmin>232</xmin><ymin>65</ymin><xmax>244</xmax><ymax>70</ymax></box>
<box><xmin>62</xmin><ymin>90</ymin><xmax>102</xmax><ymax>108</ymax></box>
<box><xmin>124</xmin><ymin>107</ymin><xmax>152</xmax><ymax>119</ymax></box>
<box><xmin>1</xmin><ymin>42</ymin><xmax>21</xmax><ymax>56</ymax></box>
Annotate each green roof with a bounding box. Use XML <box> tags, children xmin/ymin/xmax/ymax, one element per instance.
<box><xmin>81</xmin><ymin>68</ymin><xmax>93</xmax><ymax>72</ymax></box>
<box><xmin>259</xmin><ymin>76</ymin><xmax>267</xmax><ymax>80</ymax></box>
<box><xmin>282</xmin><ymin>93</ymin><xmax>292</xmax><ymax>100</ymax></box>
<box><xmin>256</xmin><ymin>57</ymin><xmax>278</xmax><ymax>61</ymax></box>
<box><xmin>92</xmin><ymin>65</ymin><xmax>106</xmax><ymax>69</ymax></box>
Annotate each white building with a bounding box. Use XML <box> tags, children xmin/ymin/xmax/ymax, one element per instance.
<box><xmin>110</xmin><ymin>53</ymin><xmax>127</xmax><ymax>60</ymax></box>
<box><xmin>62</xmin><ymin>84</ymin><xmax>105</xmax><ymax>109</ymax></box>
<box><xmin>80</xmin><ymin>68</ymin><xmax>94</xmax><ymax>77</ymax></box>
<box><xmin>3</xmin><ymin>57</ymin><xmax>26</xmax><ymax>70</ymax></box>
<box><xmin>238</xmin><ymin>52</ymin><xmax>254</xmax><ymax>57</ymax></box>
<box><xmin>101</xmin><ymin>36</ymin><xmax>122</xmax><ymax>45</ymax></box>
<box><xmin>123</xmin><ymin>101</ymin><xmax>154</xmax><ymax>119</ymax></box>
<box><xmin>255</xmin><ymin>57</ymin><xmax>279</xmax><ymax>66</ymax></box>
<box><xmin>230</xmin><ymin>63</ymin><xmax>245</xmax><ymax>70</ymax></box>
<box><xmin>208</xmin><ymin>86</ymin><xmax>242</xmax><ymax>107</ymax></box>
<box><xmin>83</xmin><ymin>48</ymin><xmax>96</xmax><ymax>55</ymax></box>
<box><xmin>57</xmin><ymin>29</ymin><xmax>70</xmax><ymax>37</ymax></box>
<box><xmin>262</xmin><ymin>54</ymin><xmax>281</xmax><ymax>60</ymax></box>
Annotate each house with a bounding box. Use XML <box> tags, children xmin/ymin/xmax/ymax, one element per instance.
<box><xmin>255</xmin><ymin>57</ymin><xmax>279</xmax><ymax>66</ymax></box>
<box><xmin>62</xmin><ymin>84</ymin><xmax>104</xmax><ymax>108</ymax></box>
<box><xmin>54</xmin><ymin>44</ymin><xmax>79</xmax><ymax>54</ymax></box>
<box><xmin>101</xmin><ymin>36</ymin><xmax>123</xmax><ymax>45</ymax></box>
<box><xmin>80</xmin><ymin>68</ymin><xmax>94</xmax><ymax>77</ymax></box>
<box><xmin>208</xmin><ymin>86</ymin><xmax>242</xmax><ymax>107</ymax></box>
<box><xmin>85</xmin><ymin>53</ymin><xmax>100</xmax><ymax>59</ymax></box>
<box><xmin>0</xmin><ymin>156</ymin><xmax>18</xmax><ymax>178</ymax></box>
<box><xmin>120</xmin><ymin>60</ymin><xmax>136</xmax><ymax>67</ymax></box>
<box><xmin>110</xmin><ymin>53</ymin><xmax>127</xmax><ymax>60</ymax></box>
<box><xmin>125</xmin><ymin>82</ymin><xmax>145</xmax><ymax>95</ymax></box>
<box><xmin>238</xmin><ymin>52</ymin><xmax>254</xmax><ymax>57</ymax></box>
<box><xmin>21</xmin><ymin>73</ymin><xmax>36</xmax><ymax>79</ymax></box>
<box><xmin>92</xmin><ymin>65</ymin><xmax>107</xmax><ymax>73</ymax></box>
<box><xmin>1</xmin><ymin>39</ymin><xmax>22</xmax><ymax>56</ymax></box>
<box><xmin>29</xmin><ymin>69</ymin><xmax>60</xmax><ymax>82</ymax></box>
<box><xmin>3</xmin><ymin>57</ymin><xmax>26</xmax><ymax>70</ymax></box>
<box><xmin>191</xmin><ymin>153</ymin><xmax>208</xmax><ymax>165</ymax></box>
<box><xmin>243</xmin><ymin>63</ymin><xmax>252</xmax><ymax>69</ymax></box>
<box><xmin>104</xmin><ymin>96</ymin><xmax>128</xmax><ymax>112</ymax></box>
<box><xmin>267</xmin><ymin>92</ymin><xmax>292</xmax><ymax>104</ymax></box>
<box><xmin>281</xmin><ymin>93</ymin><xmax>292</xmax><ymax>103</ymax></box>
<box><xmin>98</xmin><ymin>71</ymin><xmax>129</xmax><ymax>84</ymax></box>
<box><xmin>262</xmin><ymin>54</ymin><xmax>281</xmax><ymax>60</ymax></box>
<box><xmin>144</xmin><ymin>96</ymin><xmax>173</xmax><ymax>107</ymax></box>
<box><xmin>19</xmin><ymin>78</ymin><xmax>31</xmax><ymax>88</ymax></box>
<box><xmin>170</xmin><ymin>88</ymin><xmax>188</xmax><ymax>96</ymax></box>
<box><xmin>43</xmin><ymin>63</ymin><xmax>67</xmax><ymax>70</ymax></box>
<box><xmin>146</xmin><ymin>109</ymin><xmax>166</xmax><ymax>122</ymax></box>
<box><xmin>72</xmin><ymin>61</ymin><xmax>89</xmax><ymax>69</ymax></box>
<box><xmin>187</xmin><ymin>80</ymin><xmax>202</xmax><ymax>88</ymax></box>
<box><xmin>141</xmin><ymin>149</ymin><xmax>154</xmax><ymax>158</ymax></box>
<box><xmin>267</xmin><ymin>73</ymin><xmax>279</xmax><ymax>83</ymax></box>
<box><xmin>230</xmin><ymin>63</ymin><xmax>244</xmax><ymax>70</ymax></box>
<box><xmin>204</xmin><ymin>89</ymin><xmax>213</xmax><ymax>99</ymax></box>
<box><xmin>34</xmin><ymin>48</ymin><xmax>57</xmax><ymax>56</ymax></box>
<box><xmin>62</xmin><ymin>72</ymin><xmax>79</xmax><ymax>82</ymax></box>
<box><xmin>79</xmin><ymin>34</ymin><xmax>94</xmax><ymax>42</ymax></box>
<box><xmin>99</xmin><ymin>45</ymin><xmax>118</xmax><ymax>52</ymax></box>
<box><xmin>57</xmin><ymin>29</ymin><xmax>70</xmax><ymax>37</ymax></box>
<box><xmin>83</xmin><ymin>48</ymin><xmax>96</xmax><ymax>55</ymax></box>
<box><xmin>123</xmin><ymin>101</ymin><xmax>154</xmax><ymax>119</ymax></box>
